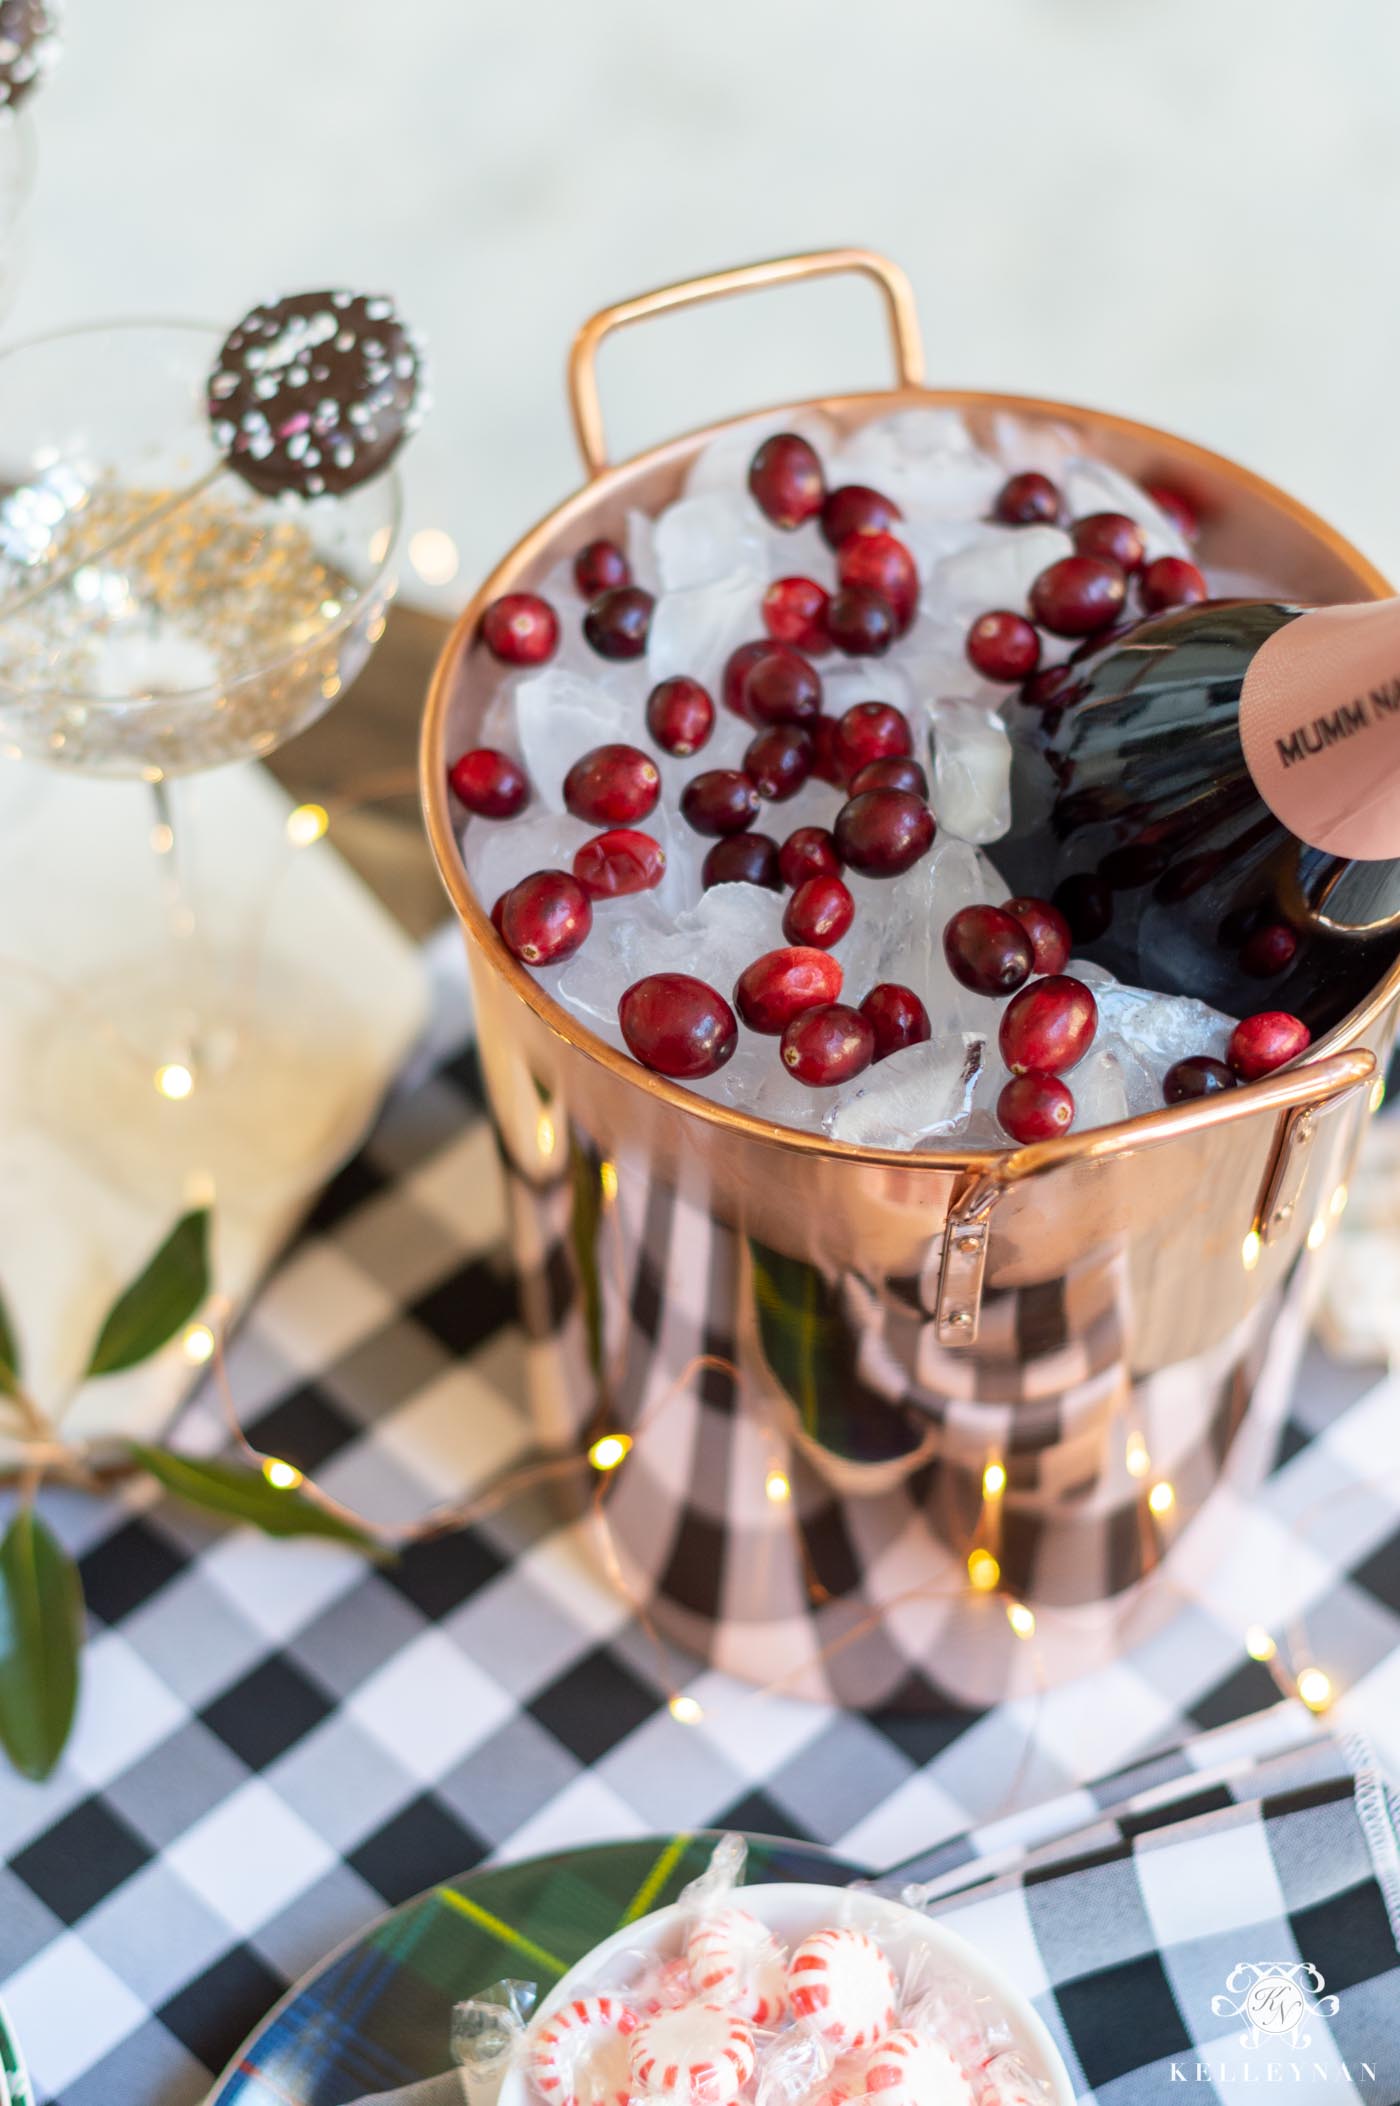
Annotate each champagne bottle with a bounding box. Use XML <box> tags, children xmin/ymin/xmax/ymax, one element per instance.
<box><xmin>996</xmin><ymin>597</ymin><xmax>1400</xmax><ymax>1031</ymax></box>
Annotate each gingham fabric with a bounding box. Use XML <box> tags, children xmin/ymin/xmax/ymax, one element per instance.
<box><xmin>3</xmin><ymin>929</ymin><xmax>1400</xmax><ymax>2105</ymax></box>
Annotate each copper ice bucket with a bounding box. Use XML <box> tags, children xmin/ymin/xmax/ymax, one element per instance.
<box><xmin>422</xmin><ymin>250</ymin><xmax>1399</xmax><ymax>1709</ymax></box>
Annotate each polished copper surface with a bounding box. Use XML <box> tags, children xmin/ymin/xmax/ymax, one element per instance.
<box><xmin>418</xmin><ymin>251</ymin><xmax>1399</xmax><ymax>1700</ymax></box>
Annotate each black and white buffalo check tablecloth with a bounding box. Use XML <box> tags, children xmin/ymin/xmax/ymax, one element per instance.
<box><xmin>3</xmin><ymin>931</ymin><xmax>1400</xmax><ymax>2106</ymax></box>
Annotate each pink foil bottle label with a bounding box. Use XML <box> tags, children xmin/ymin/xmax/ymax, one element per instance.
<box><xmin>1240</xmin><ymin>598</ymin><xmax>1400</xmax><ymax>859</ymax></box>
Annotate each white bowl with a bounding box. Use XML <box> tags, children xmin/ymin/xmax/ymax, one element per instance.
<box><xmin>500</xmin><ymin>1881</ymin><xmax>1073</xmax><ymax>2106</ymax></box>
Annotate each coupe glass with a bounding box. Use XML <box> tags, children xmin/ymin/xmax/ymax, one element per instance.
<box><xmin>0</xmin><ymin>321</ymin><xmax>403</xmax><ymax>1205</ymax></box>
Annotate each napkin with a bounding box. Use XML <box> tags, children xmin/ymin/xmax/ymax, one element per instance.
<box><xmin>875</xmin><ymin>1705</ymin><xmax>1400</xmax><ymax>2098</ymax></box>
<box><xmin>351</xmin><ymin>1708</ymin><xmax>1400</xmax><ymax>2105</ymax></box>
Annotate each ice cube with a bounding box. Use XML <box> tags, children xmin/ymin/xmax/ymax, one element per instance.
<box><xmin>648</xmin><ymin>569</ymin><xmax>765</xmax><ymax>692</ymax></box>
<box><xmin>461</xmin><ymin>810</ymin><xmax>594</xmax><ymax>914</ymax></box>
<box><xmin>928</xmin><ymin>698</ymin><xmax>1012</xmax><ymax>844</ymax></box>
<box><xmin>990</xmin><ymin>412</ymin><xmax>1086</xmax><ymax>476</ymax></box>
<box><xmin>626</xmin><ymin>508</ymin><xmax>659</xmax><ymax>594</ymax></box>
<box><xmin>825</xmin><ymin>1036</ymin><xmax>983</xmax><ymax>1148</ymax></box>
<box><xmin>899</xmin><ymin>615</ymin><xmax>989</xmax><ymax>714</ymax></box>
<box><xmin>1070</xmin><ymin>1044</ymin><xmax>1133</xmax><ymax>1131</ymax></box>
<box><xmin>833</xmin><ymin>409</ymin><xmax>1002</xmax><ymax>521</ymax></box>
<box><xmin>854</xmin><ymin>833</ymin><xmax>1005</xmax><ymax>1018</ymax></box>
<box><xmin>627</xmin><ymin>882</ymin><xmax>784</xmax><ymax>1015</ymax></box>
<box><xmin>655</xmin><ymin>492</ymin><xmax>766</xmax><ymax>592</ymax></box>
<box><xmin>1059</xmin><ymin>456</ymin><xmax>1190</xmax><ymax>562</ymax></box>
<box><xmin>513</xmin><ymin>666</ymin><xmax>635</xmax><ymax>810</ymax></box>
<box><xmin>818</xmin><ymin>655</ymin><xmax>913</xmax><ymax>719</ymax></box>
<box><xmin>1085</xmin><ymin>970</ymin><xmax>1236</xmax><ymax>1078</ymax></box>
<box><xmin>555</xmin><ymin>894</ymin><xmax>674</xmax><ymax>1046</ymax></box>
<box><xmin>930</xmin><ymin>524</ymin><xmax>1073</xmax><ymax>617</ymax></box>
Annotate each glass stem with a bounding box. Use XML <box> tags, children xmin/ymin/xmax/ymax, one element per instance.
<box><xmin>149</xmin><ymin>777</ymin><xmax>206</xmax><ymax>1073</ymax></box>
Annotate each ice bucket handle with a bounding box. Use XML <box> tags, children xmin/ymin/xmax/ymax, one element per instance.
<box><xmin>568</xmin><ymin>248</ymin><xmax>926</xmax><ymax>478</ymax></box>
<box><xmin>936</xmin><ymin>1046</ymin><xmax>1378</xmax><ymax>1345</ymax></box>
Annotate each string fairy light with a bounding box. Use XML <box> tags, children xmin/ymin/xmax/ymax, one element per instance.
<box><xmin>1297</xmin><ymin>1667</ymin><xmax>1333</xmax><ymax>1714</ymax></box>
<box><xmin>1148</xmin><ymin>1480</ymin><xmax>1175</xmax><ymax>1517</ymax></box>
<box><xmin>669</xmin><ymin>1694</ymin><xmax>703</xmax><ymax>1725</ymax></box>
<box><xmin>765</xmin><ymin>1468</ymin><xmax>791</xmax><ymax>1504</ymax></box>
<box><xmin>262</xmin><ymin>1457</ymin><xmax>303</xmax><ymax>1491</ymax></box>
<box><xmin>1240</xmin><ymin>1228</ymin><xmax>1262</xmax><ymax>1271</ymax></box>
<box><xmin>285</xmin><ymin>802</ymin><xmax>329</xmax><ymax>847</ymax></box>
<box><xmin>1124</xmin><ymin>1432</ymin><xmax>1151</xmax><ymax>1479</ymax></box>
<box><xmin>154</xmin><ymin>1062</ymin><xmax>194</xmax><ymax>1101</ymax></box>
<box><xmin>967</xmin><ymin>1548</ymin><xmax>1001</xmax><ymax>1592</ymax></box>
<box><xmin>982</xmin><ymin>1461</ymin><xmax>1006</xmax><ymax>1500</ymax></box>
<box><xmin>182</xmin><ymin>1323</ymin><xmax>215</xmax><ymax>1365</ymax></box>
<box><xmin>588</xmin><ymin>1433</ymin><xmax>631</xmax><ymax>1472</ymax></box>
<box><xmin>1245</xmin><ymin>1625</ymin><xmax>1277</xmax><ymax>1663</ymax></box>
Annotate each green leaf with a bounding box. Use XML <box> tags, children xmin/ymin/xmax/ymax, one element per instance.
<box><xmin>129</xmin><ymin>1444</ymin><xmax>385</xmax><ymax>1557</ymax></box>
<box><xmin>0</xmin><ymin>1281</ymin><xmax>19</xmax><ymax>1398</ymax></box>
<box><xmin>86</xmin><ymin>1209</ymin><xmax>211</xmax><ymax>1378</ymax></box>
<box><xmin>0</xmin><ymin>1510</ymin><xmax>83</xmax><ymax>1781</ymax></box>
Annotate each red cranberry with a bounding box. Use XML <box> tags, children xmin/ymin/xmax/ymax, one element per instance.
<box><xmin>572</xmin><ymin>828</ymin><xmax>665</xmax><ymax>899</ymax></box>
<box><xmin>763</xmin><ymin>576</ymin><xmax>831</xmax><ymax>653</ymax></box>
<box><xmin>780</xmin><ymin>1003</ymin><xmax>875</xmax><ymax>1086</ymax></box>
<box><xmin>680</xmin><ymin>769</ymin><xmax>760</xmax><ymax>837</ymax></box>
<box><xmin>646</xmin><ymin>676</ymin><xmax>714</xmax><ymax>757</ymax></box>
<box><xmin>1144</xmin><ymin>482</ymin><xmax>1201</xmax><ymax>542</ymax></box>
<box><xmin>835</xmin><ymin>789</ymin><xmax>934</xmax><ymax>876</ymax></box>
<box><xmin>735</xmin><ymin>947</ymin><xmax>844</xmax><ymax>1035</ymax></box>
<box><xmin>723</xmin><ymin>640</ymin><xmax>773</xmax><ymax>719</ymax></box>
<box><xmin>966</xmin><ymin>610</ymin><xmax>1041</xmax><ymax>682</ymax></box>
<box><xmin>1001</xmin><ymin>896</ymin><xmax>1071</xmax><ymax>976</ymax></box>
<box><xmin>809</xmin><ymin>716</ymin><xmax>850</xmax><ymax>786</ymax></box>
<box><xmin>1228</xmin><ymin>1011</ymin><xmax>1311</xmax><ymax>1080</ymax></box>
<box><xmin>825</xmin><ymin>584</ymin><xmax>896</xmax><ymax>657</ymax></box>
<box><xmin>860</xmin><ymin>982</ymin><xmax>931</xmax><ymax>1060</ymax></box>
<box><xmin>573</xmin><ymin>538</ymin><xmax>630</xmax><ymax>598</ymax></box>
<box><xmin>583</xmin><ymin>585</ymin><xmax>654</xmax><ymax>660</ymax></box>
<box><xmin>702</xmin><ymin>833</ymin><xmax>782</xmax><ymax>891</ymax></box>
<box><xmin>490</xmin><ymin>894</ymin><xmax>507</xmax><ymax>938</ymax></box>
<box><xmin>482</xmin><ymin>593</ymin><xmax>558</xmax><ymax>666</ymax></box>
<box><xmin>449</xmin><ymin>747</ymin><xmax>529</xmax><ymax>819</ymax></box>
<box><xmin>943</xmin><ymin>905</ymin><xmax>1034</xmax><ymax>996</ymax></box>
<box><xmin>620</xmin><ymin>973</ymin><xmax>737</xmax><ymax>1079</ymax></box>
<box><xmin>742</xmin><ymin>645</ymin><xmax>823</xmax><ymax>726</ymax></box>
<box><xmin>745</xmin><ymin>724</ymin><xmax>813</xmax><ymax>802</ymax></box>
<box><xmin>836</xmin><ymin>531</ymin><xmax>918</xmax><ymax>633</ymax></box>
<box><xmin>999</xmin><ymin>975</ymin><xmax>1098</xmax><ymax>1075</ymax></box>
<box><xmin>850</xmin><ymin>755</ymin><xmax>928</xmax><ymax>798</ymax></box>
<box><xmin>998</xmin><ymin>1071</ymin><xmax>1075</xmax><ymax>1143</ymax></box>
<box><xmin>1054</xmin><ymin>871</ymin><xmax>1113</xmax><ymax>943</ymax></box>
<box><xmin>779</xmin><ymin>826</ymin><xmax>842</xmax><ymax>887</ymax></box>
<box><xmin>1022</xmin><ymin>664</ymin><xmax>1077</xmax><ymax>712</ymax></box>
<box><xmin>1240</xmin><ymin>922</ymin><xmax>1298</xmax><ymax>978</ymax></box>
<box><xmin>500</xmin><ymin>870</ymin><xmax>592</xmax><ymax>966</ymax></box>
<box><xmin>993</xmin><ymin>472</ymin><xmax>1061</xmax><ymax>526</ymax></box>
<box><xmin>1030</xmin><ymin>556</ymin><xmax>1127</xmax><ymax>637</ymax></box>
<box><xmin>836</xmin><ymin>701</ymin><xmax>912</xmax><ymax>777</ymax></box>
<box><xmin>783</xmin><ymin>876</ymin><xmax>855</xmax><ymax>949</ymax></box>
<box><xmin>820</xmin><ymin>484</ymin><xmax>901</xmax><ymax>550</ymax></box>
<box><xmin>563</xmin><ymin>743</ymin><xmax>660</xmax><ymax>825</ymax></box>
<box><xmin>1163</xmin><ymin>1055</ymin><xmax>1237</xmax><ymax>1103</ymax></box>
<box><xmin>1141</xmin><ymin>556</ymin><xmax>1208</xmax><ymax>613</ymax></box>
<box><xmin>1072</xmin><ymin>513</ymin><xmax>1146</xmax><ymax>574</ymax></box>
<box><xmin>748</xmin><ymin>432</ymin><xmax>825</xmax><ymax>528</ymax></box>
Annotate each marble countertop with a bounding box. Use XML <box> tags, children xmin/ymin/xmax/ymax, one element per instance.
<box><xmin>8</xmin><ymin>0</ymin><xmax>1400</xmax><ymax>615</ymax></box>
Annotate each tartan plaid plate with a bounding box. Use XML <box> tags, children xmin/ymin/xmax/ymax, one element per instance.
<box><xmin>208</xmin><ymin>1835</ymin><xmax>853</xmax><ymax>2106</ymax></box>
